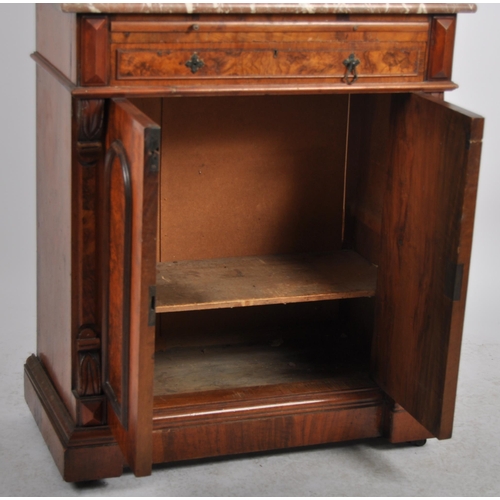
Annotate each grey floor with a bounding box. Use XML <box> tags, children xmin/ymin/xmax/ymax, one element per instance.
<box><xmin>2</xmin><ymin>341</ymin><xmax>499</xmax><ymax>496</ymax></box>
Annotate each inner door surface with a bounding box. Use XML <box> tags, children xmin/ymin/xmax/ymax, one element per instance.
<box><xmin>372</xmin><ymin>93</ymin><xmax>483</xmax><ymax>439</ymax></box>
<box><xmin>102</xmin><ymin>98</ymin><xmax>160</xmax><ymax>476</ymax></box>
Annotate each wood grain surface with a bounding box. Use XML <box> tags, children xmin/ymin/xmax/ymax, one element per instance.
<box><xmin>114</xmin><ymin>45</ymin><xmax>426</xmax><ymax>82</ymax></box>
<box><xmin>344</xmin><ymin>93</ymin><xmax>392</xmax><ymax>264</ymax></box>
<box><xmin>372</xmin><ymin>93</ymin><xmax>483</xmax><ymax>439</ymax></box>
<box><xmin>36</xmin><ymin>66</ymin><xmax>75</xmax><ymax>419</ymax></box>
<box><xmin>156</xmin><ymin>251</ymin><xmax>377</xmax><ymax>312</ymax></box>
<box><xmin>152</xmin><ymin>370</ymin><xmax>383</xmax><ymax>463</ymax></box>
<box><xmin>102</xmin><ymin>99</ymin><xmax>160</xmax><ymax>477</ymax></box>
<box><xmin>109</xmin><ymin>15</ymin><xmax>429</xmax><ymax>87</ymax></box>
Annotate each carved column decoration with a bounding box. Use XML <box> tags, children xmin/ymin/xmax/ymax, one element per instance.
<box><xmin>74</xmin><ymin>99</ymin><xmax>107</xmax><ymax>427</ymax></box>
<box><xmin>75</xmin><ymin>325</ymin><xmax>106</xmax><ymax>427</ymax></box>
<box><xmin>76</xmin><ymin>99</ymin><xmax>105</xmax><ymax>167</ymax></box>
<box><xmin>78</xmin><ymin>353</ymin><xmax>101</xmax><ymax>395</ymax></box>
<box><xmin>76</xmin><ymin>326</ymin><xmax>102</xmax><ymax>396</ymax></box>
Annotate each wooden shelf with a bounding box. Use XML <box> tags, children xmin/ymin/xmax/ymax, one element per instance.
<box><xmin>156</xmin><ymin>250</ymin><xmax>377</xmax><ymax>313</ymax></box>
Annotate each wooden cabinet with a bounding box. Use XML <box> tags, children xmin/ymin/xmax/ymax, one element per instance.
<box><xmin>25</xmin><ymin>3</ymin><xmax>483</xmax><ymax>482</ymax></box>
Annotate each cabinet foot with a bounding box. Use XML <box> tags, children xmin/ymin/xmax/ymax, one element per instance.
<box><xmin>384</xmin><ymin>402</ymin><xmax>433</xmax><ymax>444</ymax></box>
<box><xmin>409</xmin><ymin>439</ymin><xmax>427</xmax><ymax>447</ymax></box>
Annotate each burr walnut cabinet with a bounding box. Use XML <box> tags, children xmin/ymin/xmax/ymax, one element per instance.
<box><xmin>25</xmin><ymin>3</ymin><xmax>484</xmax><ymax>482</ymax></box>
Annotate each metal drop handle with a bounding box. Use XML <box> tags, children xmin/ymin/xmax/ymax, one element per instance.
<box><xmin>343</xmin><ymin>53</ymin><xmax>360</xmax><ymax>85</ymax></box>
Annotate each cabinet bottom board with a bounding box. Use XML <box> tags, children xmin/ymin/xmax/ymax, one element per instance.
<box><xmin>154</xmin><ymin>334</ymin><xmax>369</xmax><ymax>396</ymax></box>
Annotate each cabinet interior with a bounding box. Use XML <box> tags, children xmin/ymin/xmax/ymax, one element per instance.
<box><xmin>130</xmin><ymin>93</ymin><xmax>390</xmax><ymax>406</ymax></box>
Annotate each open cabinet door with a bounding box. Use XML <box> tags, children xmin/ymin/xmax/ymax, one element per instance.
<box><xmin>372</xmin><ymin>93</ymin><xmax>483</xmax><ymax>439</ymax></box>
<box><xmin>101</xmin><ymin>99</ymin><xmax>160</xmax><ymax>476</ymax></box>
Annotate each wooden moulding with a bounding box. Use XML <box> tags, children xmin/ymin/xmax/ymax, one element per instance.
<box><xmin>70</xmin><ymin>80</ymin><xmax>459</xmax><ymax>98</ymax></box>
<box><xmin>152</xmin><ymin>378</ymin><xmax>384</xmax><ymax>463</ymax></box>
<box><xmin>112</xmin><ymin>29</ymin><xmax>429</xmax><ymax>44</ymax></box>
<box><xmin>24</xmin><ymin>355</ymin><xmax>123</xmax><ymax>482</ymax></box>
<box><xmin>108</xmin><ymin>15</ymin><xmax>432</xmax><ymax>33</ymax></box>
<box><xmin>32</xmin><ymin>53</ymin><xmax>459</xmax><ymax>96</ymax></box>
<box><xmin>156</xmin><ymin>251</ymin><xmax>377</xmax><ymax>313</ymax></box>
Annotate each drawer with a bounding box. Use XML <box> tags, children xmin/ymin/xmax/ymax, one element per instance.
<box><xmin>107</xmin><ymin>15</ymin><xmax>431</xmax><ymax>87</ymax></box>
<box><xmin>114</xmin><ymin>44</ymin><xmax>425</xmax><ymax>82</ymax></box>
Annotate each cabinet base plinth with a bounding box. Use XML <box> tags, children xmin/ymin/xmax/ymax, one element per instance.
<box><xmin>24</xmin><ymin>353</ymin><xmax>437</xmax><ymax>480</ymax></box>
<box><xmin>152</xmin><ymin>383</ymin><xmax>385</xmax><ymax>464</ymax></box>
<box><xmin>24</xmin><ymin>355</ymin><xmax>124</xmax><ymax>482</ymax></box>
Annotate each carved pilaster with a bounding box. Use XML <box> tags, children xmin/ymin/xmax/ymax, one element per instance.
<box><xmin>74</xmin><ymin>99</ymin><xmax>106</xmax><ymax>427</ymax></box>
<box><xmin>75</xmin><ymin>326</ymin><xmax>106</xmax><ymax>427</ymax></box>
<box><xmin>76</xmin><ymin>326</ymin><xmax>102</xmax><ymax>396</ymax></box>
<box><xmin>76</xmin><ymin>99</ymin><xmax>105</xmax><ymax>167</ymax></box>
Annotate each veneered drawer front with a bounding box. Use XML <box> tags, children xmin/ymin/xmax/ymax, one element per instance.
<box><xmin>114</xmin><ymin>44</ymin><xmax>425</xmax><ymax>82</ymax></box>
<box><xmin>109</xmin><ymin>15</ymin><xmax>430</xmax><ymax>87</ymax></box>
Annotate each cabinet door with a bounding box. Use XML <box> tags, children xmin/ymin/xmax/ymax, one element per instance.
<box><xmin>101</xmin><ymin>98</ymin><xmax>160</xmax><ymax>476</ymax></box>
<box><xmin>372</xmin><ymin>93</ymin><xmax>483</xmax><ymax>439</ymax></box>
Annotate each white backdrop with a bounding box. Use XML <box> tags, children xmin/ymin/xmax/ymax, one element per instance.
<box><xmin>0</xmin><ymin>3</ymin><xmax>498</xmax><ymax>372</ymax></box>
<box><xmin>444</xmin><ymin>4</ymin><xmax>500</xmax><ymax>345</ymax></box>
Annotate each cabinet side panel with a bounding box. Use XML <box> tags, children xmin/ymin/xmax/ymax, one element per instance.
<box><xmin>36</xmin><ymin>67</ymin><xmax>75</xmax><ymax>418</ymax></box>
<box><xmin>36</xmin><ymin>4</ymin><xmax>77</xmax><ymax>84</ymax></box>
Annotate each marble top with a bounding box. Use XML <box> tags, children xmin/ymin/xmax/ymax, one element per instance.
<box><xmin>60</xmin><ymin>3</ymin><xmax>477</xmax><ymax>15</ymax></box>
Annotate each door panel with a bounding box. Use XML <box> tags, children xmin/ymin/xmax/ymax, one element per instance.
<box><xmin>101</xmin><ymin>98</ymin><xmax>160</xmax><ymax>476</ymax></box>
<box><xmin>372</xmin><ymin>93</ymin><xmax>483</xmax><ymax>439</ymax></box>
